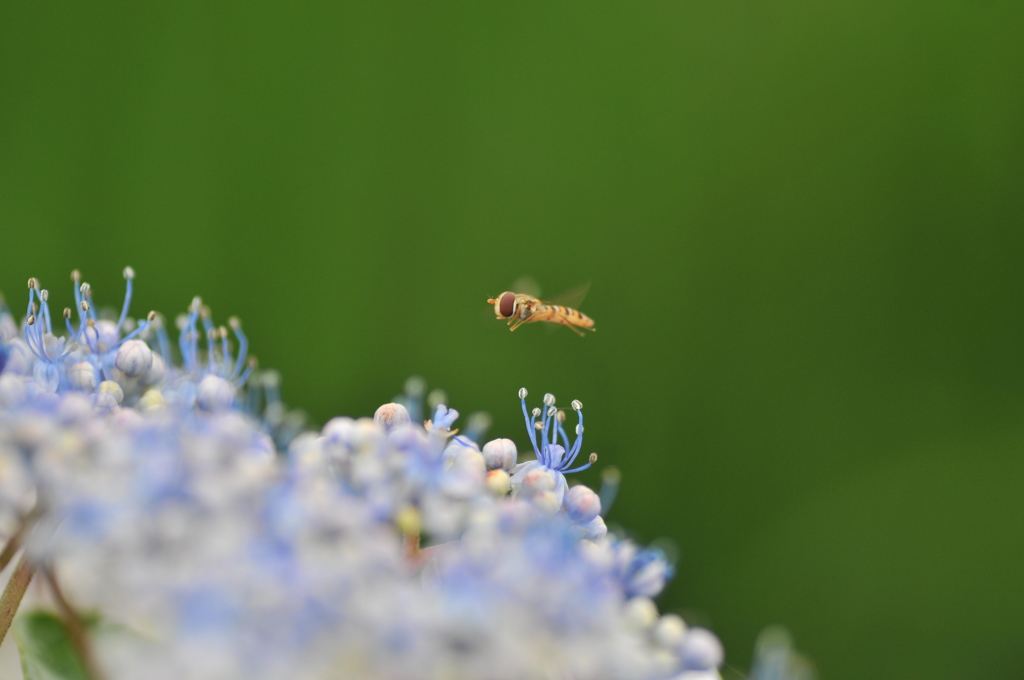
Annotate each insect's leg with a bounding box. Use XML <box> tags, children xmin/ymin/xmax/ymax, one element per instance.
<box><xmin>551</xmin><ymin>312</ymin><xmax>587</xmax><ymax>337</ymax></box>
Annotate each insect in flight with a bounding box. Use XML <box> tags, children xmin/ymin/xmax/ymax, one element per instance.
<box><xmin>487</xmin><ymin>281</ymin><xmax>595</xmax><ymax>337</ymax></box>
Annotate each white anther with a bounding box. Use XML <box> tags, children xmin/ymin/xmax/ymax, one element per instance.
<box><xmin>557</xmin><ymin>410</ymin><xmax>566</xmax><ymax>423</ymax></box>
<box><xmin>79</xmin><ymin>282</ymin><xmax>90</xmax><ymax>295</ymax></box>
<box><xmin>80</xmin><ymin>300</ymin><xmax>90</xmax><ymax>312</ymax></box>
<box><xmin>261</xmin><ymin>369</ymin><xmax>281</xmax><ymax>389</ymax></box>
<box><xmin>71</xmin><ymin>270</ymin><xmax>81</xmax><ymax>281</ymax></box>
<box><xmin>518</xmin><ymin>387</ymin><xmax>528</xmax><ymax>399</ymax></box>
<box><xmin>147</xmin><ymin>311</ymin><xmax>157</xmax><ymax>321</ymax></box>
<box><xmin>543</xmin><ymin>393</ymin><xmax>555</xmax><ymax>406</ymax></box>
<box><xmin>532</xmin><ymin>407</ymin><xmax>542</xmax><ymax>418</ymax></box>
<box><xmin>547</xmin><ymin>406</ymin><xmax>556</xmax><ymax>417</ymax></box>
<box><xmin>572</xmin><ymin>399</ymin><xmax>582</xmax><ymax>411</ymax></box>
<box><xmin>404</xmin><ymin>376</ymin><xmax>426</xmax><ymax>398</ymax></box>
<box><xmin>427</xmin><ymin>389</ymin><xmax>448</xmax><ymax>410</ymax></box>
<box><xmin>589</xmin><ymin>453</ymin><xmax>598</xmax><ymax>463</ymax></box>
<box><xmin>123</xmin><ymin>266</ymin><xmax>135</xmax><ymax>279</ymax></box>
<box><xmin>27</xmin><ymin>278</ymin><xmax>38</xmax><ymax>290</ymax></box>
<box><xmin>62</xmin><ymin>308</ymin><xmax>71</xmax><ymax>319</ymax></box>
<box><xmin>228</xmin><ymin>316</ymin><xmax>241</xmax><ymax>330</ymax></box>
<box><xmin>190</xmin><ymin>296</ymin><xmax>202</xmax><ymax>312</ymax></box>
<box><xmin>26</xmin><ymin>315</ymin><xmax>36</xmax><ymax>325</ymax></box>
<box><xmin>40</xmin><ymin>289</ymin><xmax>48</xmax><ymax>302</ymax></box>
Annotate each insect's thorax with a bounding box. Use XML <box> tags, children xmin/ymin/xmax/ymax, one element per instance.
<box><xmin>518</xmin><ymin>297</ymin><xmax>541</xmax><ymax>319</ymax></box>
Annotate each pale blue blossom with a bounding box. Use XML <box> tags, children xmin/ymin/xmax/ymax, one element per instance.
<box><xmin>0</xmin><ymin>269</ymin><xmax>728</xmax><ymax>680</ymax></box>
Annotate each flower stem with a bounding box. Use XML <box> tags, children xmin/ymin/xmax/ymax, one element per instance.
<box><xmin>42</xmin><ymin>568</ymin><xmax>106</xmax><ymax>680</ymax></box>
<box><xmin>0</xmin><ymin>554</ymin><xmax>35</xmax><ymax>647</ymax></box>
<box><xmin>0</xmin><ymin>506</ymin><xmax>40</xmax><ymax>574</ymax></box>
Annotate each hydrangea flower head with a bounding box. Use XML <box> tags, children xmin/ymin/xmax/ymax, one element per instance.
<box><xmin>0</xmin><ymin>269</ymin><xmax>729</xmax><ymax>680</ymax></box>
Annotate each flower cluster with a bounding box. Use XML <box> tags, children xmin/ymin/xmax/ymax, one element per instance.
<box><xmin>0</xmin><ymin>270</ymin><xmax>726</xmax><ymax>680</ymax></box>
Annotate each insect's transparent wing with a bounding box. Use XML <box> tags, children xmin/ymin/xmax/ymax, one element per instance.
<box><xmin>510</xmin><ymin>276</ymin><xmax>542</xmax><ymax>299</ymax></box>
<box><xmin>545</xmin><ymin>281</ymin><xmax>590</xmax><ymax>309</ymax></box>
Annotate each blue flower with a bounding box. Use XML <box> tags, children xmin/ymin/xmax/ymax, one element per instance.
<box><xmin>510</xmin><ymin>389</ymin><xmax>597</xmax><ymax>510</ymax></box>
<box><xmin>0</xmin><ymin>270</ymin><xmax>731</xmax><ymax>680</ymax></box>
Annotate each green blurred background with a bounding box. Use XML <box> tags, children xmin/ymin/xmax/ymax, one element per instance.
<box><xmin>2</xmin><ymin>2</ymin><xmax>1023</xmax><ymax>678</ymax></box>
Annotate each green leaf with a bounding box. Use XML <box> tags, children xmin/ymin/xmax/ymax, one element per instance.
<box><xmin>12</xmin><ymin>610</ymin><xmax>89</xmax><ymax>680</ymax></box>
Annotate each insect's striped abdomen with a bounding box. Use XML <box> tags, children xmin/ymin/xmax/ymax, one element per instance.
<box><xmin>546</xmin><ymin>305</ymin><xmax>595</xmax><ymax>329</ymax></box>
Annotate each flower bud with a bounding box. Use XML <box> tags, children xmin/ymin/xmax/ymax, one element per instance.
<box><xmin>582</xmin><ymin>515</ymin><xmax>607</xmax><ymax>540</ymax></box>
<box><xmin>139</xmin><ymin>389</ymin><xmax>165</xmax><ymax>411</ymax></box>
<box><xmin>622</xmin><ymin>597</ymin><xmax>658</xmax><ymax>631</ymax></box>
<box><xmin>485</xmin><ymin>469</ymin><xmax>511</xmax><ymax>495</ymax></box>
<box><xmin>679</xmin><ymin>628</ymin><xmax>724</xmax><ymax>670</ymax></box>
<box><xmin>395</xmin><ymin>506</ymin><xmax>422</xmax><ymax>536</ymax></box>
<box><xmin>653</xmin><ymin>614</ymin><xmax>687</xmax><ymax>650</ymax></box>
<box><xmin>115</xmin><ymin>339</ymin><xmax>153</xmax><ymax>378</ymax></box>
<box><xmin>481</xmin><ymin>438</ymin><xmax>517</xmax><ymax>472</ymax></box>
<box><xmin>374</xmin><ymin>403</ymin><xmax>411</xmax><ymax>432</ymax></box>
<box><xmin>67</xmin><ymin>362</ymin><xmax>97</xmax><ymax>391</ymax></box>
<box><xmin>98</xmin><ymin>380</ymin><xmax>124</xmax><ymax>404</ymax></box>
<box><xmin>564</xmin><ymin>484</ymin><xmax>601</xmax><ymax>524</ymax></box>
<box><xmin>196</xmin><ymin>374</ymin><xmax>235</xmax><ymax>411</ymax></box>
<box><xmin>522</xmin><ymin>467</ymin><xmax>557</xmax><ymax>495</ymax></box>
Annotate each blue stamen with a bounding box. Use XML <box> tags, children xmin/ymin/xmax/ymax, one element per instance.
<box><xmin>40</xmin><ymin>292</ymin><xmax>52</xmax><ymax>334</ymax></box>
<box><xmin>229</xmin><ymin>319</ymin><xmax>248</xmax><ymax>380</ymax></box>
<box><xmin>71</xmin><ymin>271</ymin><xmax>82</xmax><ymax>310</ymax></box>
<box><xmin>201</xmin><ymin>313</ymin><xmax>217</xmax><ymax>373</ymax></box>
<box><xmin>556</xmin><ymin>419</ymin><xmax>571</xmax><ymax>453</ymax></box>
<box><xmin>155</xmin><ymin>318</ymin><xmax>172</xmax><ymax>367</ymax></box>
<box><xmin>563</xmin><ymin>411</ymin><xmax>584</xmax><ymax>469</ymax></box>
<box><xmin>113</xmin><ymin>317</ymin><xmax>153</xmax><ymax>348</ymax></box>
<box><xmin>598</xmin><ymin>467</ymin><xmax>620</xmax><ymax>516</ymax></box>
<box><xmin>116</xmin><ymin>268</ymin><xmax>134</xmax><ymax>334</ymax></box>
<box><xmin>236</xmin><ymin>362</ymin><xmax>254</xmax><ymax>386</ymax></box>
<box><xmin>520</xmin><ymin>391</ymin><xmax>540</xmax><ymax>458</ymax></box>
<box><xmin>219</xmin><ymin>328</ymin><xmax>231</xmax><ymax>375</ymax></box>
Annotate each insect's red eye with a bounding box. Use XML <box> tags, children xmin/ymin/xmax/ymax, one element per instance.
<box><xmin>499</xmin><ymin>292</ymin><xmax>516</xmax><ymax>318</ymax></box>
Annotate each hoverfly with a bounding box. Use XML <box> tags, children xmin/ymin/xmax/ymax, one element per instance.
<box><xmin>487</xmin><ymin>281</ymin><xmax>595</xmax><ymax>336</ymax></box>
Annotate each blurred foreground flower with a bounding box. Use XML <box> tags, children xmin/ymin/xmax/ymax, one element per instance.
<box><xmin>0</xmin><ymin>270</ymin><xmax>726</xmax><ymax>680</ymax></box>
